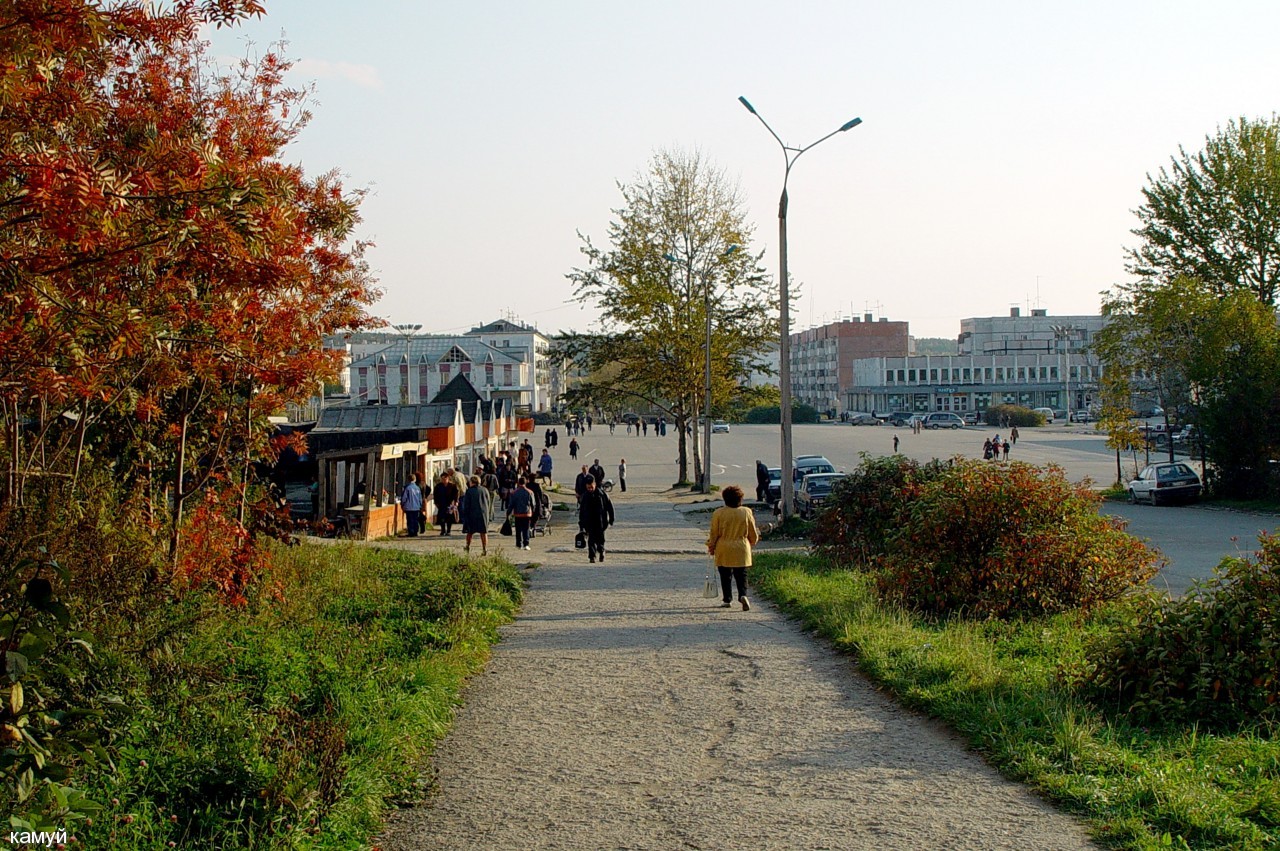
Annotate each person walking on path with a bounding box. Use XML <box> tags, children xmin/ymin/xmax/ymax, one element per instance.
<box><xmin>706</xmin><ymin>484</ymin><xmax>759</xmax><ymax>611</ymax></box>
<box><xmin>589</xmin><ymin>458</ymin><xmax>605</xmax><ymax>488</ymax></box>
<box><xmin>574</xmin><ymin>465</ymin><xmax>591</xmax><ymax>503</ymax></box>
<box><xmin>1010</xmin><ymin>425</ymin><xmax>1019</xmax><ymax>445</ymax></box>
<box><xmin>432</xmin><ymin>470</ymin><xmax>460</xmax><ymax>536</ymax></box>
<box><xmin>507</xmin><ymin>477</ymin><xmax>536</xmax><ymax>551</ymax></box>
<box><xmin>893</xmin><ymin>434</ymin><xmax>899</xmax><ymax>453</ymax></box>
<box><xmin>578</xmin><ymin>477</ymin><xmax>614</xmax><ymax>563</ymax></box>
<box><xmin>401</xmin><ymin>472</ymin><xmax>425</xmax><ymax>537</ymax></box>
<box><xmin>617</xmin><ymin>458</ymin><xmax>627</xmax><ymax>493</ymax></box>
<box><xmin>459</xmin><ymin>475</ymin><xmax>493</xmax><ymax>555</ymax></box>
<box><xmin>755</xmin><ymin>460</ymin><xmax>769</xmax><ymax>502</ymax></box>
<box><xmin>569</xmin><ymin>437</ymin><xmax>579</xmax><ymax>460</ymax></box>
<box><xmin>537</xmin><ymin>449</ymin><xmax>553</xmax><ymax>485</ymax></box>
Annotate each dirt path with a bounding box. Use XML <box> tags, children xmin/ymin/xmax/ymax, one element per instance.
<box><xmin>378</xmin><ymin>488</ymin><xmax>1097</xmax><ymax>849</ymax></box>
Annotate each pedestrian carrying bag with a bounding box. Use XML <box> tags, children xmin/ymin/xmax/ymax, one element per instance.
<box><xmin>702</xmin><ymin>556</ymin><xmax>719</xmax><ymax>599</ymax></box>
<box><xmin>500</xmin><ymin>517</ymin><xmax>513</xmax><ymax>536</ymax></box>
<box><xmin>574</xmin><ymin>530</ymin><xmax>587</xmax><ymax>549</ymax></box>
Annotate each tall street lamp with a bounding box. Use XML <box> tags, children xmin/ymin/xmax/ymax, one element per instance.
<box><xmin>393</xmin><ymin>323</ymin><xmax>422</xmax><ymax>404</ymax></box>
<box><xmin>1052</xmin><ymin>324</ymin><xmax>1076</xmax><ymax>418</ymax></box>
<box><xmin>739</xmin><ymin>96</ymin><xmax>861</xmax><ymax>519</ymax></box>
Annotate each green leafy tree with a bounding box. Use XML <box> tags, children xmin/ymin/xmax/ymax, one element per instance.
<box><xmin>1125</xmin><ymin>115</ymin><xmax>1280</xmax><ymax>304</ymax></box>
<box><xmin>566</xmin><ymin>149</ymin><xmax>776</xmax><ymax>484</ymax></box>
<box><xmin>1098</xmin><ymin>276</ymin><xmax>1280</xmax><ymax>498</ymax></box>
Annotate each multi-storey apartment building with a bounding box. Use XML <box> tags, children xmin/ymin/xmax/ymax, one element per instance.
<box><xmin>788</xmin><ymin>315</ymin><xmax>912</xmax><ymax>415</ymax></box>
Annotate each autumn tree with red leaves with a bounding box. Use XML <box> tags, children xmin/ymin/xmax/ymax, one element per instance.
<box><xmin>0</xmin><ymin>0</ymin><xmax>378</xmax><ymax>564</ymax></box>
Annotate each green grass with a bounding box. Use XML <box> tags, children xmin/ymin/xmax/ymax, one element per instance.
<box><xmin>751</xmin><ymin>551</ymin><xmax>1280</xmax><ymax>850</ymax></box>
<box><xmin>78</xmin><ymin>543</ymin><xmax>522</xmax><ymax>850</ymax></box>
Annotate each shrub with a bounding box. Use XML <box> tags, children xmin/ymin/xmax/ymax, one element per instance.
<box><xmin>810</xmin><ymin>455</ymin><xmax>948</xmax><ymax>566</ymax></box>
<box><xmin>1081</xmin><ymin>533</ymin><xmax>1280</xmax><ymax>728</ymax></box>
<box><xmin>743</xmin><ymin>403</ymin><xmax>819</xmax><ymax>424</ymax></box>
<box><xmin>876</xmin><ymin>461</ymin><xmax>1162</xmax><ymax>619</ymax></box>
<box><xmin>985</xmin><ymin>404</ymin><xmax>1041</xmax><ymax>427</ymax></box>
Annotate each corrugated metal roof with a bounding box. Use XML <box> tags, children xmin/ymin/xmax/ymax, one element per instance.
<box><xmin>313</xmin><ymin>403</ymin><xmax>459</xmax><ymax>433</ymax></box>
<box><xmin>350</xmin><ymin>335</ymin><xmax>522</xmax><ymax>367</ymax></box>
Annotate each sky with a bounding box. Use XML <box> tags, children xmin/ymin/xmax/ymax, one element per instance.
<box><xmin>207</xmin><ymin>1</ymin><xmax>1280</xmax><ymax>340</ymax></box>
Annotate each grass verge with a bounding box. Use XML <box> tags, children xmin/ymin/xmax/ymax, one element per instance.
<box><xmin>78</xmin><ymin>543</ymin><xmax>522</xmax><ymax>849</ymax></box>
<box><xmin>750</xmin><ymin>551</ymin><xmax>1280</xmax><ymax>851</ymax></box>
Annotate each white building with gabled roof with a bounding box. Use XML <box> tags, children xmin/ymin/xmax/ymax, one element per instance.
<box><xmin>346</xmin><ymin>335</ymin><xmax>530</xmax><ymax>410</ymax></box>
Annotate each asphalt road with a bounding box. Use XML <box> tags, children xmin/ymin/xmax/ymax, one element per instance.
<box><xmin>563</xmin><ymin>420</ymin><xmax>1278</xmax><ymax>596</ymax></box>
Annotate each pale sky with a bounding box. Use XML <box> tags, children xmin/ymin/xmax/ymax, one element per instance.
<box><xmin>209</xmin><ymin>1</ymin><xmax>1280</xmax><ymax>340</ymax></box>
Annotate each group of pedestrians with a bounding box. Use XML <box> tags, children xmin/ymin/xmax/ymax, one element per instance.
<box><xmin>400</xmin><ymin>437</ymin><xmax>763</xmax><ymax>615</ymax></box>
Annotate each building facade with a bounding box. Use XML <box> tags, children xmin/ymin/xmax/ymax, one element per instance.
<box><xmin>845</xmin><ymin>308</ymin><xmax>1107</xmax><ymax>416</ymax></box>
<box><xmin>340</xmin><ymin>317</ymin><xmax>556</xmax><ymax>413</ymax></box>
<box><xmin>789</xmin><ymin>315</ymin><xmax>912</xmax><ymax>414</ymax></box>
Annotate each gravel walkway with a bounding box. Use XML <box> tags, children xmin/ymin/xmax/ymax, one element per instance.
<box><xmin>378</xmin><ymin>488</ymin><xmax>1097</xmax><ymax>850</ymax></box>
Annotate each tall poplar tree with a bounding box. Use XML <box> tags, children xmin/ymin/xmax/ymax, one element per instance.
<box><xmin>1125</xmin><ymin>115</ymin><xmax>1280</xmax><ymax>304</ymax></box>
<box><xmin>565</xmin><ymin>149</ymin><xmax>777</xmax><ymax>485</ymax></box>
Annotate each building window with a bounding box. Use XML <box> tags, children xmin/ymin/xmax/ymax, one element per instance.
<box><xmin>929</xmin><ymin>369</ymin><xmax>938</xmax><ymax>382</ymax></box>
<box><xmin>886</xmin><ymin>370</ymin><xmax>894</xmax><ymax>383</ymax></box>
<box><xmin>897</xmin><ymin>369</ymin><xmax>905</xmax><ymax>383</ymax></box>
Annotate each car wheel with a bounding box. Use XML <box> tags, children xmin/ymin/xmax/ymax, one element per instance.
<box><xmin>1127</xmin><ymin>488</ymin><xmax>1138</xmax><ymax>504</ymax></box>
<box><xmin>951</xmin><ymin>424</ymin><xmax>960</xmax><ymax>429</ymax></box>
<box><xmin>1150</xmin><ymin>491</ymin><xmax>1161</xmax><ymax>506</ymax></box>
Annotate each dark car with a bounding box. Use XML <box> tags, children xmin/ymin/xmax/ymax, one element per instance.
<box><xmin>765</xmin><ymin>467</ymin><xmax>783</xmax><ymax>504</ymax></box>
<box><xmin>796</xmin><ymin>473</ymin><xmax>843</xmax><ymax>519</ymax></box>
<box><xmin>1127</xmin><ymin>462</ymin><xmax>1202</xmax><ymax>505</ymax></box>
<box><xmin>793</xmin><ymin>457</ymin><xmax>836</xmax><ymax>485</ymax></box>
<box><xmin>887</xmin><ymin>412</ymin><xmax>915</xmax><ymax>427</ymax></box>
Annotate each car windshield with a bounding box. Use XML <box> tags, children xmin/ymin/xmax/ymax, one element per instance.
<box><xmin>1158</xmin><ymin>464</ymin><xmax>1196</xmax><ymax>480</ymax></box>
<box><xmin>805</xmin><ymin>476</ymin><xmax>838</xmax><ymax>494</ymax></box>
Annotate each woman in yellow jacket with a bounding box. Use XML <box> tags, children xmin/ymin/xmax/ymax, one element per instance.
<box><xmin>706</xmin><ymin>485</ymin><xmax>760</xmax><ymax>611</ymax></box>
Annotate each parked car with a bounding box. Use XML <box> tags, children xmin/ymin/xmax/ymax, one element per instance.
<box><xmin>793</xmin><ymin>456</ymin><xmax>836</xmax><ymax>485</ymax></box>
<box><xmin>765</xmin><ymin>467</ymin><xmax>782</xmax><ymax>504</ymax></box>
<box><xmin>962</xmin><ymin>411</ymin><xmax>980</xmax><ymax>425</ymax></box>
<box><xmin>796</xmin><ymin>473</ymin><xmax>843</xmax><ymax>519</ymax></box>
<box><xmin>848</xmin><ymin>412</ymin><xmax>880</xmax><ymax>426</ymax></box>
<box><xmin>1070</xmin><ymin>409</ymin><xmax>1095</xmax><ymax>423</ymax></box>
<box><xmin>711</xmin><ymin>420</ymin><xmax>730</xmax><ymax>433</ymax></box>
<box><xmin>887</xmin><ymin>412</ymin><xmax>915</xmax><ymax>427</ymax></box>
<box><xmin>905</xmin><ymin>414</ymin><xmax>928</xmax><ymax>430</ymax></box>
<box><xmin>1032</xmin><ymin>407</ymin><xmax>1056</xmax><ymax>423</ymax></box>
<box><xmin>1127</xmin><ymin>462</ymin><xmax>1202</xmax><ymax>505</ymax></box>
<box><xmin>923</xmin><ymin>412</ymin><xmax>965</xmax><ymax>429</ymax></box>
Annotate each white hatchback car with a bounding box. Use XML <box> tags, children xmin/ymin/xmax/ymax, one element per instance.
<box><xmin>1127</xmin><ymin>462</ymin><xmax>1202</xmax><ymax>505</ymax></box>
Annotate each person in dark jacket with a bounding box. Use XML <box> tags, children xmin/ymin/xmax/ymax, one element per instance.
<box><xmin>432</xmin><ymin>470</ymin><xmax>460</xmax><ymax>536</ymax></box>
<box><xmin>459</xmin><ymin>475</ymin><xmax>492</xmax><ymax>555</ymax></box>
<box><xmin>755</xmin><ymin>460</ymin><xmax>769</xmax><ymax>503</ymax></box>
<box><xmin>577</xmin><ymin>477</ymin><xmax>615</xmax><ymax>563</ymax></box>
<box><xmin>588</xmin><ymin>459</ymin><xmax>605</xmax><ymax>488</ymax></box>
<box><xmin>507</xmin><ymin>477</ymin><xmax>537</xmax><ymax>551</ymax></box>
<box><xmin>574</xmin><ymin>465</ymin><xmax>591</xmax><ymax>503</ymax></box>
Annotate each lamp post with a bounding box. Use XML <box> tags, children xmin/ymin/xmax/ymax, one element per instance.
<box><xmin>1052</xmin><ymin>324</ymin><xmax>1075</xmax><ymax>419</ymax></box>
<box><xmin>739</xmin><ymin>96</ymin><xmax>861</xmax><ymax>519</ymax></box>
<box><xmin>393</xmin><ymin>323</ymin><xmax>422</xmax><ymax>404</ymax></box>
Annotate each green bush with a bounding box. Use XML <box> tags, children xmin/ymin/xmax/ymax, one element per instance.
<box><xmin>1081</xmin><ymin>532</ymin><xmax>1280</xmax><ymax>728</ymax></box>
<box><xmin>985</xmin><ymin>404</ymin><xmax>1042</xmax><ymax>427</ymax></box>
<box><xmin>876</xmin><ymin>460</ymin><xmax>1162</xmax><ymax>619</ymax></box>
<box><xmin>810</xmin><ymin>454</ymin><xmax>947</xmax><ymax>566</ymax></box>
<box><xmin>744</xmin><ymin>403</ymin><xmax>819</xmax><ymax>424</ymax></box>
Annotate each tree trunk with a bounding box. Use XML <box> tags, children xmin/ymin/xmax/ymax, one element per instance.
<box><xmin>169</xmin><ymin>410</ymin><xmax>189</xmax><ymax>567</ymax></box>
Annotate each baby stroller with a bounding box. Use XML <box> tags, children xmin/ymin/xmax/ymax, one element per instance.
<box><xmin>533</xmin><ymin>491</ymin><xmax>552</xmax><ymax>536</ymax></box>
<box><xmin>601</xmin><ymin>479</ymin><xmax>615</xmax><ymax>493</ymax></box>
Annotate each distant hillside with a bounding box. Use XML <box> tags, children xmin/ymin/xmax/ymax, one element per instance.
<box><xmin>914</xmin><ymin>337</ymin><xmax>958</xmax><ymax>355</ymax></box>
